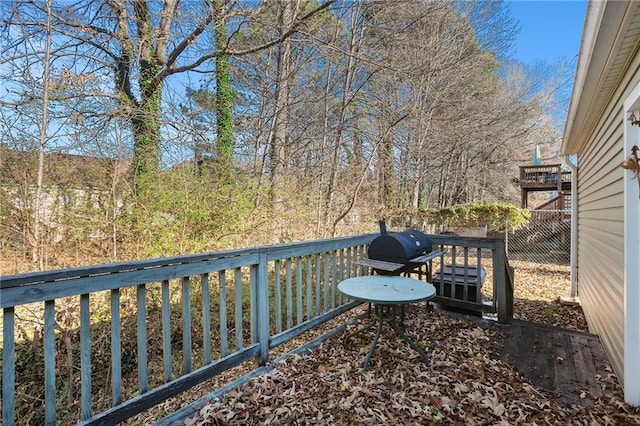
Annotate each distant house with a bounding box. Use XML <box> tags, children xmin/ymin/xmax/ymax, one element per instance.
<box><xmin>561</xmin><ymin>1</ymin><xmax>640</xmax><ymax>406</ymax></box>
<box><xmin>0</xmin><ymin>145</ymin><xmax>131</xmax><ymax>190</ymax></box>
<box><xmin>0</xmin><ymin>145</ymin><xmax>132</xmax><ymax>245</ymax></box>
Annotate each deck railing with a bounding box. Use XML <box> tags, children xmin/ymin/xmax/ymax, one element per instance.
<box><xmin>421</xmin><ymin>235</ymin><xmax>513</xmax><ymax>321</ymax></box>
<box><xmin>519</xmin><ymin>164</ymin><xmax>571</xmax><ymax>189</ymax></box>
<box><xmin>0</xmin><ymin>234</ymin><xmax>512</xmax><ymax>425</ymax></box>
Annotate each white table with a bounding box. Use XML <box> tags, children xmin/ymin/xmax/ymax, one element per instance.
<box><xmin>338</xmin><ymin>276</ymin><xmax>436</xmax><ymax>370</ymax></box>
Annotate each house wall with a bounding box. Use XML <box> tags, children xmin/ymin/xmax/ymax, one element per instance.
<box><xmin>576</xmin><ymin>46</ymin><xmax>640</xmax><ymax>384</ymax></box>
<box><xmin>0</xmin><ymin>184</ymin><xmax>122</xmax><ymax>248</ymax></box>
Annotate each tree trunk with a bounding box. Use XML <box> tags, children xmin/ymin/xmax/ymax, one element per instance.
<box><xmin>32</xmin><ymin>0</ymin><xmax>54</xmax><ymax>269</ymax></box>
<box><xmin>130</xmin><ymin>1</ymin><xmax>163</xmax><ymax>193</ymax></box>
<box><xmin>213</xmin><ymin>0</ymin><xmax>234</xmax><ymax>177</ymax></box>
<box><xmin>379</xmin><ymin>132</ymin><xmax>394</xmax><ymax>210</ymax></box>
<box><xmin>323</xmin><ymin>4</ymin><xmax>364</xmax><ymax>231</ymax></box>
<box><xmin>268</xmin><ymin>1</ymin><xmax>293</xmax><ymax>241</ymax></box>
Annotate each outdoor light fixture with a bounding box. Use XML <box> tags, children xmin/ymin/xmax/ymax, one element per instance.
<box><xmin>629</xmin><ymin>112</ymin><xmax>640</xmax><ymax>126</ymax></box>
<box><xmin>621</xmin><ymin>145</ymin><xmax>640</xmax><ymax>198</ymax></box>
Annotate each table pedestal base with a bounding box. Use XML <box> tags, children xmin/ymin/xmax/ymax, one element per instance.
<box><xmin>344</xmin><ymin>305</ymin><xmax>429</xmax><ymax>370</ymax></box>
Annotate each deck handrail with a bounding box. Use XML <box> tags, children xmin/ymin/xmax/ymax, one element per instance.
<box><xmin>0</xmin><ymin>233</ymin><xmax>512</xmax><ymax>425</ymax></box>
<box><xmin>519</xmin><ymin>164</ymin><xmax>571</xmax><ymax>186</ymax></box>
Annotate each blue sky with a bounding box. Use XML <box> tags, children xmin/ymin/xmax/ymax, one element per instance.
<box><xmin>506</xmin><ymin>0</ymin><xmax>588</xmax><ymax>65</ymax></box>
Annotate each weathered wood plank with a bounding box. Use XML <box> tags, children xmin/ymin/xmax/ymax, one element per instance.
<box><xmin>3</xmin><ymin>307</ymin><xmax>16</xmax><ymax>426</ymax></box>
<box><xmin>182</xmin><ymin>277</ymin><xmax>192</xmax><ymax>374</ymax></box>
<box><xmin>498</xmin><ymin>321</ymin><xmax>608</xmax><ymax>407</ymax></box>
<box><xmin>0</xmin><ymin>253</ymin><xmax>261</xmax><ymax>308</ymax></box>
<box><xmin>79</xmin><ymin>345</ymin><xmax>261</xmax><ymax>426</ymax></box>
<box><xmin>256</xmin><ymin>252</ymin><xmax>270</xmax><ymax>366</ymax></box>
<box><xmin>269</xmin><ymin>301</ymin><xmax>360</xmax><ymax>348</ymax></box>
<box><xmin>553</xmin><ymin>330</ymin><xmax>579</xmax><ymax>404</ymax></box>
<box><xmin>274</xmin><ymin>259</ymin><xmax>282</xmax><ymax>334</ymax></box>
<box><xmin>496</xmin><ymin>322</ymin><xmax>523</xmax><ymax>366</ymax></box>
<box><xmin>315</xmin><ymin>254</ymin><xmax>321</xmax><ymax>315</ymax></box>
<box><xmin>431</xmin><ymin>296</ymin><xmax>495</xmax><ymax>313</ymax></box>
<box><xmin>80</xmin><ymin>293</ymin><xmax>92</xmax><ymax>420</ymax></box>
<box><xmin>285</xmin><ymin>259</ymin><xmax>293</xmax><ymax>327</ymax></box>
<box><xmin>136</xmin><ymin>285</ymin><xmax>148</xmax><ymax>393</ymax></box>
<box><xmin>296</xmin><ymin>257</ymin><xmax>303</xmax><ymax>325</ymax></box>
<box><xmin>44</xmin><ymin>300</ymin><xmax>56</xmax><ymax>425</ymax></box>
<box><xmin>324</xmin><ymin>254</ymin><xmax>330</xmax><ymax>312</ymax></box>
<box><xmin>235</xmin><ymin>267</ymin><xmax>243</xmax><ymax>350</ymax></box>
<box><xmin>203</xmin><ymin>273</ymin><xmax>212</xmax><ymax>362</ymax></box>
<box><xmin>161</xmin><ymin>280</ymin><xmax>172</xmax><ymax>383</ymax></box>
<box><xmin>570</xmin><ymin>334</ymin><xmax>603</xmax><ymax>398</ymax></box>
<box><xmin>1</xmin><ymin>234</ymin><xmax>377</xmax><ymax>289</ymax></box>
<box><xmin>428</xmin><ymin>235</ymin><xmax>507</xmax><ymax>249</ymax></box>
<box><xmin>510</xmin><ymin>325</ymin><xmax>555</xmax><ymax>391</ymax></box>
<box><xmin>527</xmin><ymin>328</ymin><xmax>555</xmax><ymax>392</ymax></box>
<box><xmin>112</xmin><ymin>288</ymin><xmax>123</xmax><ymax>402</ymax></box>
<box><xmin>306</xmin><ymin>255</ymin><xmax>313</xmax><ymax>319</ymax></box>
<box><xmin>217</xmin><ymin>272</ymin><xmax>227</xmax><ymax>359</ymax></box>
<box><xmin>330</xmin><ymin>251</ymin><xmax>338</xmax><ymax>309</ymax></box>
<box><xmin>493</xmin><ymin>241</ymin><xmax>509</xmax><ymax>323</ymax></box>
<box><xmin>1</xmin><ymin>250</ymin><xmax>257</xmax><ymax>289</ymax></box>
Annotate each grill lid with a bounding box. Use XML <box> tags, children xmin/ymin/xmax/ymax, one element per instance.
<box><xmin>367</xmin><ymin>230</ymin><xmax>432</xmax><ymax>264</ymax></box>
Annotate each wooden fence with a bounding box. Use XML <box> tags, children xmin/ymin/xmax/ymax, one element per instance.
<box><xmin>0</xmin><ymin>234</ymin><xmax>512</xmax><ymax>425</ymax></box>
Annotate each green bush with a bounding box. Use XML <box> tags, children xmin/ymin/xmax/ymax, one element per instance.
<box><xmin>121</xmin><ymin>166</ymin><xmax>266</xmax><ymax>257</ymax></box>
<box><xmin>386</xmin><ymin>203</ymin><xmax>530</xmax><ymax>232</ymax></box>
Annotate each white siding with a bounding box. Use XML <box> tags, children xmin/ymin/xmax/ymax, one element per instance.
<box><xmin>577</xmin><ymin>48</ymin><xmax>640</xmax><ymax>383</ymax></box>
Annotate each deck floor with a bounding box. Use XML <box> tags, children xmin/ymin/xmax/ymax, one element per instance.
<box><xmin>494</xmin><ymin>319</ymin><xmax>610</xmax><ymax>407</ymax></box>
<box><xmin>159</xmin><ymin>309</ymin><xmax>624</xmax><ymax>425</ymax></box>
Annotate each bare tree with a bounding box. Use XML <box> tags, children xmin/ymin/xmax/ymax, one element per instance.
<box><xmin>0</xmin><ymin>0</ymin><xmax>59</xmax><ymax>268</ymax></box>
<box><xmin>267</xmin><ymin>0</ymin><xmax>294</xmax><ymax>240</ymax></box>
<box><xmin>3</xmin><ymin>0</ymin><xmax>336</xmax><ymax>194</ymax></box>
<box><xmin>31</xmin><ymin>0</ymin><xmax>54</xmax><ymax>268</ymax></box>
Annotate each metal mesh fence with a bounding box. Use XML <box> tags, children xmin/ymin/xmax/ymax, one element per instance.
<box><xmin>506</xmin><ymin>210</ymin><xmax>570</xmax><ymax>265</ymax></box>
<box><xmin>388</xmin><ymin>210</ymin><xmax>571</xmax><ymax>266</ymax></box>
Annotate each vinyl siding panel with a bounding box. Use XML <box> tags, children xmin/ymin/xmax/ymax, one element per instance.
<box><xmin>577</xmin><ymin>47</ymin><xmax>640</xmax><ymax>384</ymax></box>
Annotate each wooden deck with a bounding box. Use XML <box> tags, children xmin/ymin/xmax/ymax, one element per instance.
<box><xmin>160</xmin><ymin>312</ymin><xmax>616</xmax><ymax>425</ymax></box>
<box><xmin>495</xmin><ymin>319</ymin><xmax>608</xmax><ymax>406</ymax></box>
<box><xmin>519</xmin><ymin>164</ymin><xmax>572</xmax><ymax>208</ymax></box>
<box><xmin>519</xmin><ymin>164</ymin><xmax>571</xmax><ymax>191</ymax></box>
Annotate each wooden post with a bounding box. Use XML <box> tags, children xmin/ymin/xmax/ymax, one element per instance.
<box><xmin>80</xmin><ymin>293</ymin><xmax>92</xmax><ymax>420</ymax></box>
<box><xmin>493</xmin><ymin>240</ymin><xmax>512</xmax><ymax>323</ymax></box>
<box><xmin>255</xmin><ymin>252</ymin><xmax>270</xmax><ymax>366</ymax></box>
<box><xmin>504</xmin><ymin>217</ymin><xmax>509</xmax><ymax>255</ymax></box>
<box><xmin>181</xmin><ymin>277</ymin><xmax>192</xmax><ymax>374</ymax></box>
<box><xmin>506</xmin><ymin>263</ymin><xmax>515</xmax><ymax>320</ymax></box>
<box><xmin>44</xmin><ymin>300</ymin><xmax>56</xmax><ymax>424</ymax></box>
<box><xmin>3</xmin><ymin>307</ymin><xmax>16</xmax><ymax>426</ymax></box>
<box><xmin>520</xmin><ymin>167</ymin><xmax>528</xmax><ymax>208</ymax></box>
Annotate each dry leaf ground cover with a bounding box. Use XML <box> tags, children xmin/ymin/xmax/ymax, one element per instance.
<box><xmin>162</xmin><ymin>261</ymin><xmax>640</xmax><ymax>425</ymax></box>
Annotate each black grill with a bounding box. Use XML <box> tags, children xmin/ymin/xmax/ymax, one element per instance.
<box><xmin>368</xmin><ymin>230</ymin><xmax>432</xmax><ymax>264</ymax></box>
<box><xmin>366</xmin><ymin>224</ymin><xmax>433</xmax><ymax>275</ymax></box>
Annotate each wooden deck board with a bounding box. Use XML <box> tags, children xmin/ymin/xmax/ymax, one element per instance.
<box><xmin>495</xmin><ymin>320</ymin><xmax>608</xmax><ymax>405</ymax></box>
<box><xmin>571</xmin><ymin>334</ymin><xmax>603</xmax><ymax>397</ymax></box>
<box><xmin>553</xmin><ymin>330</ymin><xmax>581</xmax><ymax>405</ymax></box>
